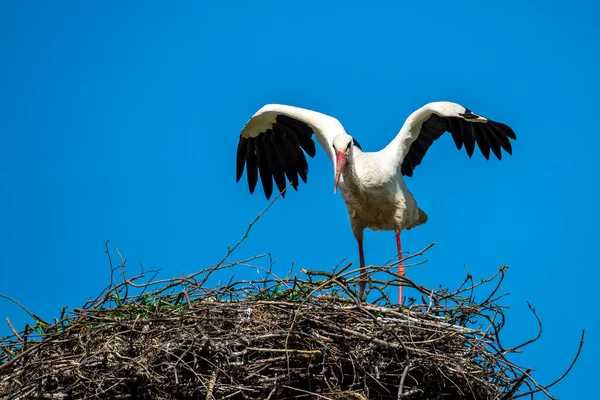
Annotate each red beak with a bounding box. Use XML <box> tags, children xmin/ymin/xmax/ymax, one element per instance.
<box><xmin>334</xmin><ymin>151</ymin><xmax>347</xmax><ymax>194</ymax></box>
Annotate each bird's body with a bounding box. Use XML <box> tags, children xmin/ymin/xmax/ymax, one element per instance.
<box><xmin>336</xmin><ymin>149</ymin><xmax>425</xmax><ymax>239</ymax></box>
<box><xmin>235</xmin><ymin>101</ymin><xmax>516</xmax><ymax>304</ymax></box>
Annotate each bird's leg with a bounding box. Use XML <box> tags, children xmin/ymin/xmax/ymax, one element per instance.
<box><xmin>357</xmin><ymin>236</ymin><xmax>366</xmax><ymax>300</ymax></box>
<box><xmin>396</xmin><ymin>229</ymin><xmax>404</xmax><ymax>306</ymax></box>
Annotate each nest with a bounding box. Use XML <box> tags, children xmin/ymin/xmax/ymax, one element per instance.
<box><xmin>0</xmin><ymin>203</ymin><xmax>583</xmax><ymax>400</ymax></box>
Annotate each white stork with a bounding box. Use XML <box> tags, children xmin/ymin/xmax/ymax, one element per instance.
<box><xmin>235</xmin><ymin>101</ymin><xmax>516</xmax><ymax>304</ymax></box>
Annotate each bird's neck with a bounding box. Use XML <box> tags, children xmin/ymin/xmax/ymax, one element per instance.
<box><xmin>342</xmin><ymin>155</ymin><xmax>362</xmax><ymax>191</ymax></box>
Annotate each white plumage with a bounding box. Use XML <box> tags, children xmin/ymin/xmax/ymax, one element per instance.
<box><xmin>235</xmin><ymin>101</ymin><xmax>516</xmax><ymax>304</ymax></box>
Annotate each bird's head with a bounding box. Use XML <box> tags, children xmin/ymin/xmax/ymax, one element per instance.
<box><xmin>332</xmin><ymin>134</ymin><xmax>355</xmax><ymax>194</ymax></box>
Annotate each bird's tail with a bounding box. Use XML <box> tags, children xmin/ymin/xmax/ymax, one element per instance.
<box><xmin>404</xmin><ymin>208</ymin><xmax>429</xmax><ymax>231</ymax></box>
<box><xmin>417</xmin><ymin>208</ymin><xmax>428</xmax><ymax>226</ymax></box>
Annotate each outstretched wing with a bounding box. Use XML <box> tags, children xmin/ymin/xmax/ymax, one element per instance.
<box><xmin>385</xmin><ymin>102</ymin><xmax>516</xmax><ymax>177</ymax></box>
<box><xmin>236</xmin><ymin>104</ymin><xmax>346</xmax><ymax>199</ymax></box>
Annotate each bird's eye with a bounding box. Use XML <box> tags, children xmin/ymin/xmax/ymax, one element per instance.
<box><xmin>346</xmin><ymin>143</ymin><xmax>352</xmax><ymax>150</ymax></box>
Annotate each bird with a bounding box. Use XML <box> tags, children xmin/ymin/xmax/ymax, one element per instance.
<box><xmin>235</xmin><ymin>101</ymin><xmax>516</xmax><ymax>304</ymax></box>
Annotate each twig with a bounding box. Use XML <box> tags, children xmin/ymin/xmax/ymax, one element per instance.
<box><xmin>397</xmin><ymin>360</ymin><xmax>413</xmax><ymax>398</ymax></box>
<box><xmin>5</xmin><ymin>318</ymin><xmax>22</xmax><ymax>342</ymax></box>
<box><xmin>505</xmin><ymin>302</ymin><xmax>542</xmax><ymax>354</ymax></box>
<box><xmin>205</xmin><ymin>368</ymin><xmax>218</xmax><ymax>400</ymax></box>
<box><xmin>213</xmin><ymin>184</ymin><xmax>290</xmax><ymax>270</ymax></box>
<box><xmin>513</xmin><ymin>330</ymin><xmax>585</xmax><ymax>399</ymax></box>
<box><xmin>247</xmin><ymin>348</ymin><xmax>321</xmax><ymax>355</ymax></box>
<box><xmin>501</xmin><ymin>368</ymin><xmax>532</xmax><ymax>400</ymax></box>
<box><xmin>282</xmin><ymin>385</ymin><xmax>336</xmax><ymax>399</ymax></box>
<box><xmin>0</xmin><ymin>294</ymin><xmax>50</xmax><ymax>326</ymax></box>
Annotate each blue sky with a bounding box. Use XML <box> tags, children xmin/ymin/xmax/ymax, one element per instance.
<box><xmin>1</xmin><ymin>1</ymin><xmax>597</xmax><ymax>396</ymax></box>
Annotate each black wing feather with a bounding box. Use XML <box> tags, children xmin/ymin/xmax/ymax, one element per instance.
<box><xmin>272</xmin><ymin>124</ymin><xmax>300</xmax><ymax>190</ymax></box>
<box><xmin>266</xmin><ymin>129</ymin><xmax>288</xmax><ymax>196</ymax></box>
<box><xmin>463</xmin><ymin>121</ymin><xmax>476</xmax><ymax>158</ymax></box>
<box><xmin>255</xmin><ymin>135</ymin><xmax>273</xmax><ymax>199</ymax></box>
<box><xmin>473</xmin><ymin>123</ymin><xmax>491</xmax><ymax>160</ymax></box>
<box><xmin>245</xmin><ymin>138</ymin><xmax>258</xmax><ymax>194</ymax></box>
<box><xmin>447</xmin><ymin>118</ymin><xmax>464</xmax><ymax>151</ymax></box>
<box><xmin>295</xmin><ymin>147</ymin><xmax>309</xmax><ymax>183</ymax></box>
<box><xmin>236</xmin><ymin>138</ymin><xmax>247</xmax><ymax>182</ymax></box>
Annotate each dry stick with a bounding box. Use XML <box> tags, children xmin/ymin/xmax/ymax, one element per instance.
<box><xmin>221</xmin><ymin>254</ymin><xmax>268</xmax><ymax>268</ymax></box>
<box><xmin>480</xmin><ymin>265</ymin><xmax>508</xmax><ymax>306</ymax></box>
<box><xmin>85</xmin><ymin>239</ymin><xmax>123</xmax><ymax>309</ymax></box>
<box><xmin>454</xmin><ymin>268</ymin><xmax>474</xmax><ymax>295</ymax></box>
<box><xmin>246</xmin><ymin>348</ymin><xmax>320</xmax><ymax>356</ymax></box>
<box><xmin>504</xmin><ymin>302</ymin><xmax>542</xmax><ymax>354</ymax></box>
<box><xmin>205</xmin><ymin>369</ymin><xmax>218</xmax><ymax>400</ymax></box>
<box><xmin>373</xmin><ymin>243</ymin><xmax>437</xmax><ymax>294</ymax></box>
<box><xmin>5</xmin><ymin>318</ymin><xmax>22</xmax><ymax>342</ymax></box>
<box><xmin>513</xmin><ymin>371</ymin><xmax>556</xmax><ymax>400</ymax></box>
<box><xmin>448</xmin><ymin>266</ymin><xmax>506</xmax><ymax>299</ymax></box>
<box><xmin>181</xmin><ymin>287</ymin><xmax>191</xmax><ymax>308</ymax></box>
<box><xmin>500</xmin><ymin>368</ymin><xmax>532</xmax><ymax>400</ymax></box>
<box><xmin>397</xmin><ymin>360</ymin><xmax>413</xmax><ymax>398</ymax></box>
<box><xmin>137</xmin><ymin>269</ymin><xmax>160</xmax><ymax>298</ymax></box>
<box><xmin>513</xmin><ymin>329</ymin><xmax>585</xmax><ymax>399</ymax></box>
<box><xmin>359</xmin><ymin>306</ymin><xmax>490</xmax><ymax>337</ymax></box>
<box><xmin>282</xmin><ymin>385</ymin><xmax>336</xmax><ymax>400</ymax></box>
<box><xmin>398</xmin><ymin>388</ymin><xmax>421</xmax><ymax>398</ymax></box>
<box><xmin>482</xmin><ymin>299</ymin><xmax>533</xmax><ymax>362</ymax></box>
<box><xmin>541</xmin><ymin>330</ymin><xmax>586</xmax><ymax>390</ymax></box>
<box><xmin>390</xmin><ymin>242</ymin><xmax>436</xmax><ymax>267</ymax></box>
<box><xmin>221</xmin><ymin>390</ymin><xmax>243</xmax><ymax>399</ymax></box>
<box><xmin>39</xmin><ymin>394</ymin><xmax>70</xmax><ymax>399</ymax></box>
<box><xmin>115</xmin><ymin>248</ymin><xmax>129</xmax><ymax>300</ymax></box>
<box><xmin>264</xmin><ymin>385</ymin><xmax>278</xmax><ymax>400</ymax></box>
<box><xmin>0</xmin><ymin>294</ymin><xmax>50</xmax><ymax>326</ymax></box>
<box><xmin>225</xmin><ymin>261</ymin><xmax>293</xmax><ymax>293</ymax></box>
<box><xmin>214</xmin><ymin>184</ymin><xmax>291</xmax><ymax>270</ymax></box>
<box><xmin>104</xmin><ymin>239</ymin><xmax>115</xmax><ymax>285</ymax></box>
